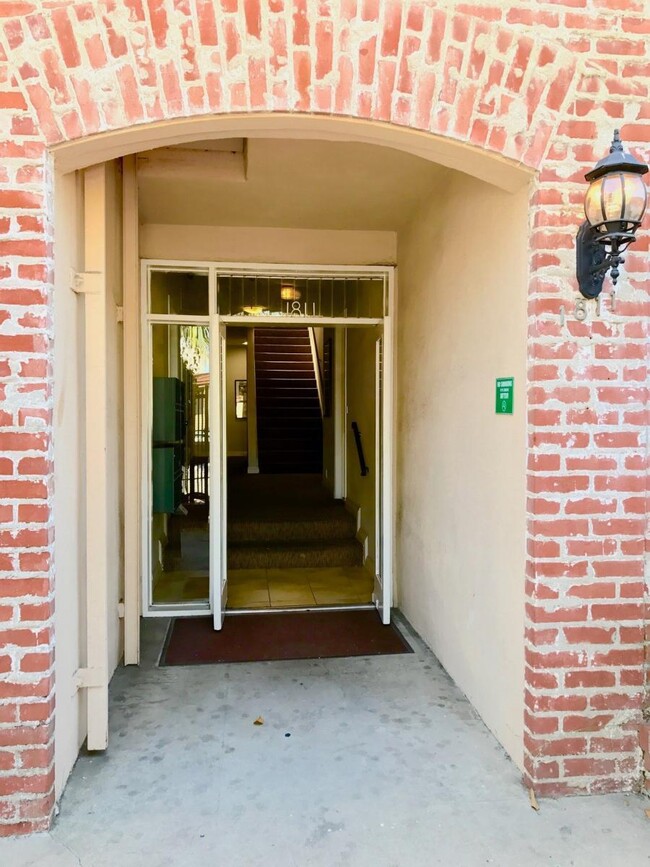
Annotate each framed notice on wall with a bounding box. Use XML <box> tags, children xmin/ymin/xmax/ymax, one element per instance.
<box><xmin>235</xmin><ymin>379</ymin><xmax>247</xmax><ymax>419</ymax></box>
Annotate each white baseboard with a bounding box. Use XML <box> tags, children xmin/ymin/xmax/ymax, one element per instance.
<box><xmin>344</xmin><ymin>497</ymin><xmax>369</xmax><ymax>564</ymax></box>
<box><xmin>344</xmin><ymin>496</ymin><xmax>360</xmax><ymax>522</ymax></box>
<box><xmin>358</xmin><ymin>529</ymin><xmax>369</xmax><ymax>563</ymax></box>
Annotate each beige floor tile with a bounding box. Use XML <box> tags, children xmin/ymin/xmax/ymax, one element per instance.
<box><xmin>227</xmin><ymin>588</ymin><xmax>271</xmax><ymax>609</ymax></box>
<box><xmin>228</xmin><ymin>572</ymin><xmax>269</xmax><ymax>593</ymax></box>
<box><xmin>181</xmin><ymin>586</ymin><xmax>209</xmax><ymax>602</ymax></box>
<box><xmin>228</xmin><ymin>599</ymin><xmax>270</xmax><ymax>610</ymax></box>
<box><xmin>153</xmin><ymin>570</ymin><xmax>211</xmax><ymax>604</ymax></box>
<box><xmin>228</xmin><ymin>568</ymin><xmax>267</xmax><ymax>583</ymax></box>
<box><xmin>268</xmin><ymin>582</ymin><xmax>317</xmax><ymax>607</ymax></box>
<box><xmin>265</xmin><ymin>568</ymin><xmax>313</xmax><ymax>584</ymax></box>
<box><xmin>185</xmin><ymin>576</ymin><xmax>209</xmax><ymax>591</ymax></box>
<box><xmin>311</xmin><ymin>588</ymin><xmax>372</xmax><ymax>605</ymax></box>
<box><xmin>270</xmin><ymin>596</ymin><xmax>317</xmax><ymax>608</ymax></box>
<box><xmin>153</xmin><ymin>580</ymin><xmax>184</xmax><ymax>602</ymax></box>
<box><xmin>153</xmin><ymin>589</ymin><xmax>184</xmax><ymax>604</ymax></box>
<box><xmin>268</xmin><ymin>578</ymin><xmax>312</xmax><ymax>593</ymax></box>
<box><xmin>170</xmin><ymin>569</ymin><xmax>210</xmax><ymax>581</ymax></box>
<box><xmin>309</xmin><ymin>574</ymin><xmax>373</xmax><ymax>592</ymax></box>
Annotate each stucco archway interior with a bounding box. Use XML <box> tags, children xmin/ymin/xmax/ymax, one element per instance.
<box><xmin>137</xmin><ymin>132</ymin><xmax>527</xmax><ymax>754</ymax></box>
<box><xmin>55</xmin><ymin>134</ymin><xmax>528</xmax><ymax>798</ymax></box>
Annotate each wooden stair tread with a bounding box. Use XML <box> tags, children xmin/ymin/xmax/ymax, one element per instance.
<box><xmin>255</xmin><ymin>327</ymin><xmax>323</xmax><ymax>475</ymax></box>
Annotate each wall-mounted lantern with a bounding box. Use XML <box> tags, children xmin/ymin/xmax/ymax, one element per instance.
<box><xmin>577</xmin><ymin>130</ymin><xmax>648</xmax><ymax>299</ymax></box>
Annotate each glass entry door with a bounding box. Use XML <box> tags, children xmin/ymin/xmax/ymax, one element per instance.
<box><xmin>143</xmin><ymin>262</ymin><xmax>393</xmax><ymax>623</ymax></box>
<box><xmin>145</xmin><ymin>268</ymin><xmax>212</xmax><ymax>612</ymax></box>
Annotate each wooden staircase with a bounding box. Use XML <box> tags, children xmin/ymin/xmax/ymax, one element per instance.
<box><xmin>255</xmin><ymin>328</ymin><xmax>323</xmax><ymax>474</ymax></box>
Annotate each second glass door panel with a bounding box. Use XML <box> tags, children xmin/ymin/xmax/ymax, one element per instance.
<box><xmin>150</xmin><ymin>323</ymin><xmax>210</xmax><ymax>607</ymax></box>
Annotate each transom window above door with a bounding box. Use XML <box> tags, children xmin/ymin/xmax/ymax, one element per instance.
<box><xmin>216</xmin><ymin>273</ymin><xmax>385</xmax><ymax>319</ymax></box>
<box><xmin>145</xmin><ymin>264</ymin><xmax>388</xmax><ymax>323</ymax></box>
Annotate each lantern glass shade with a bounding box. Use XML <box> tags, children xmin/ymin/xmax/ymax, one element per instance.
<box><xmin>585</xmin><ymin>170</ymin><xmax>648</xmax><ymax>235</ymax></box>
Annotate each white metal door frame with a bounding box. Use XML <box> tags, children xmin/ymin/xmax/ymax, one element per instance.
<box><xmin>138</xmin><ymin>260</ymin><xmax>396</xmax><ymax>621</ymax></box>
<box><xmin>210</xmin><ymin>319</ymin><xmax>228</xmax><ymax>629</ymax></box>
<box><xmin>139</xmin><ymin>261</ymin><xmax>211</xmax><ymax>618</ymax></box>
<box><xmin>372</xmin><ymin>320</ymin><xmax>394</xmax><ymax>623</ymax></box>
<box><xmin>122</xmin><ymin>155</ymin><xmax>141</xmax><ymax>664</ymax></box>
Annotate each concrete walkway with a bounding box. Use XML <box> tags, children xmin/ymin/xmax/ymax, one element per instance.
<box><xmin>3</xmin><ymin>615</ymin><xmax>649</xmax><ymax>866</ymax></box>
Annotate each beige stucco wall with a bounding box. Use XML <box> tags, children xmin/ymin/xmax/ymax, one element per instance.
<box><xmin>140</xmin><ymin>224</ymin><xmax>396</xmax><ymax>265</ymax></box>
<box><xmin>396</xmin><ymin>171</ymin><xmax>528</xmax><ymax>768</ymax></box>
<box><xmin>226</xmin><ymin>344</ymin><xmax>248</xmax><ymax>456</ymax></box>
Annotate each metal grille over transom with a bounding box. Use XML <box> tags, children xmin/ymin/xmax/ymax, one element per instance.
<box><xmin>216</xmin><ymin>274</ymin><xmax>385</xmax><ymax>319</ymax></box>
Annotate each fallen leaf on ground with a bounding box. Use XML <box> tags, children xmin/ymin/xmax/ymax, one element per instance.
<box><xmin>645</xmin><ymin>809</ymin><xmax>650</xmax><ymax>819</ymax></box>
<box><xmin>253</xmin><ymin>716</ymin><xmax>264</xmax><ymax>726</ymax></box>
<box><xmin>528</xmin><ymin>788</ymin><xmax>540</xmax><ymax>812</ymax></box>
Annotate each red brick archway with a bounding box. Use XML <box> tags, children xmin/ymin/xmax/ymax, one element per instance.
<box><xmin>6</xmin><ymin>3</ymin><xmax>577</xmax><ymax>167</ymax></box>
<box><xmin>0</xmin><ymin>0</ymin><xmax>648</xmax><ymax>835</ymax></box>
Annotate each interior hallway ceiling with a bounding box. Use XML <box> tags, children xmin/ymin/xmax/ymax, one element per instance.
<box><xmin>137</xmin><ymin>138</ymin><xmax>444</xmax><ymax>230</ymax></box>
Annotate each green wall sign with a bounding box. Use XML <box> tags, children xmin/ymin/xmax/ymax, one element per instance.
<box><xmin>495</xmin><ymin>378</ymin><xmax>514</xmax><ymax>414</ymax></box>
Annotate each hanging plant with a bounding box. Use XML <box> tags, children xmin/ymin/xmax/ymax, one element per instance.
<box><xmin>179</xmin><ymin>325</ymin><xmax>210</xmax><ymax>374</ymax></box>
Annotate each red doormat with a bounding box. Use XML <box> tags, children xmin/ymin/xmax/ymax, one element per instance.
<box><xmin>160</xmin><ymin>610</ymin><xmax>413</xmax><ymax>666</ymax></box>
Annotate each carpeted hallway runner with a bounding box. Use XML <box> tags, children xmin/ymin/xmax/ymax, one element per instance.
<box><xmin>161</xmin><ymin>610</ymin><xmax>412</xmax><ymax>666</ymax></box>
<box><xmin>227</xmin><ymin>471</ymin><xmax>364</xmax><ymax>570</ymax></box>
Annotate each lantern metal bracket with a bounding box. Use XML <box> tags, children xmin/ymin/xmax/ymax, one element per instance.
<box><xmin>576</xmin><ymin>221</ymin><xmax>608</xmax><ymax>299</ymax></box>
<box><xmin>576</xmin><ymin>222</ymin><xmax>633</xmax><ymax>300</ymax></box>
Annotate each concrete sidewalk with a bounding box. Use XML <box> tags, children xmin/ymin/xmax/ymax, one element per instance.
<box><xmin>3</xmin><ymin>616</ymin><xmax>649</xmax><ymax>867</ymax></box>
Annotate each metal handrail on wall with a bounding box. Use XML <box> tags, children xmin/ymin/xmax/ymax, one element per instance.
<box><xmin>351</xmin><ymin>421</ymin><xmax>369</xmax><ymax>476</ymax></box>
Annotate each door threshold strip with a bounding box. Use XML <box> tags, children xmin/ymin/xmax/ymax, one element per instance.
<box><xmin>225</xmin><ymin>603</ymin><xmax>375</xmax><ymax>616</ymax></box>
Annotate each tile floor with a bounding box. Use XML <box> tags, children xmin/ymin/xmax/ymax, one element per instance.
<box><xmin>152</xmin><ymin>566</ymin><xmax>374</xmax><ymax>608</ymax></box>
<box><xmin>152</xmin><ymin>571</ymin><xmax>209</xmax><ymax>605</ymax></box>
<box><xmin>227</xmin><ymin>566</ymin><xmax>374</xmax><ymax>609</ymax></box>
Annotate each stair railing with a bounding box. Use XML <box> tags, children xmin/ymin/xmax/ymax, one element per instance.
<box><xmin>351</xmin><ymin>422</ymin><xmax>369</xmax><ymax>476</ymax></box>
<box><xmin>308</xmin><ymin>327</ymin><xmax>325</xmax><ymax>418</ymax></box>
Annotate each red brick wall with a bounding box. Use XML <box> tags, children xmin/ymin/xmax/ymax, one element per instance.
<box><xmin>0</xmin><ymin>4</ymin><xmax>55</xmax><ymax>835</ymax></box>
<box><xmin>0</xmin><ymin>0</ymin><xmax>648</xmax><ymax>834</ymax></box>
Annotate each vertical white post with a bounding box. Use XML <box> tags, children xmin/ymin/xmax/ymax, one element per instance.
<box><xmin>210</xmin><ymin>318</ymin><xmax>228</xmax><ymax>628</ymax></box>
<box><xmin>383</xmin><ymin>269</ymin><xmax>396</xmax><ymax>618</ymax></box>
<box><xmin>122</xmin><ymin>155</ymin><xmax>140</xmax><ymax>664</ymax></box>
<box><xmin>246</xmin><ymin>327</ymin><xmax>259</xmax><ymax>473</ymax></box>
<box><xmin>381</xmin><ymin>319</ymin><xmax>394</xmax><ymax>622</ymax></box>
<box><xmin>83</xmin><ymin>165</ymin><xmax>109</xmax><ymax>749</ymax></box>
<box><xmin>220</xmin><ymin>326</ymin><xmax>228</xmax><ymax>609</ymax></box>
